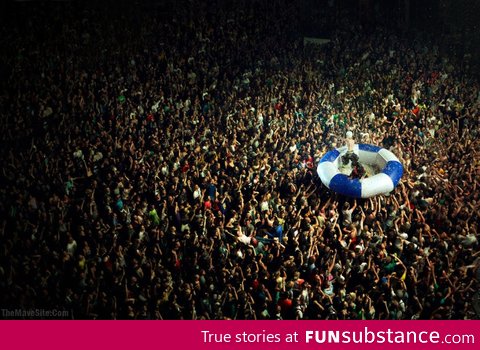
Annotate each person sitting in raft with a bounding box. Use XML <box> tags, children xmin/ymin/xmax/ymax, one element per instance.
<box><xmin>350</xmin><ymin>158</ymin><xmax>365</xmax><ymax>179</ymax></box>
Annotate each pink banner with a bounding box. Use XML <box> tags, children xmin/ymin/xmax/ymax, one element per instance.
<box><xmin>1</xmin><ymin>321</ymin><xmax>478</xmax><ymax>350</ymax></box>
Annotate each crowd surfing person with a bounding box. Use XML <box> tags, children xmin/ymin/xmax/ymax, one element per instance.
<box><xmin>341</xmin><ymin>131</ymin><xmax>365</xmax><ymax>179</ymax></box>
<box><xmin>342</xmin><ymin>131</ymin><xmax>358</xmax><ymax>166</ymax></box>
<box><xmin>0</xmin><ymin>2</ymin><xmax>479</xmax><ymax>320</ymax></box>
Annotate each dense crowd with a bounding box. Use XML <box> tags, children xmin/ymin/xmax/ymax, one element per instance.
<box><xmin>0</xmin><ymin>1</ymin><xmax>479</xmax><ymax>320</ymax></box>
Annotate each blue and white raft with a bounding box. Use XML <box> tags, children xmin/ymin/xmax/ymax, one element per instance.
<box><xmin>317</xmin><ymin>144</ymin><xmax>403</xmax><ymax>198</ymax></box>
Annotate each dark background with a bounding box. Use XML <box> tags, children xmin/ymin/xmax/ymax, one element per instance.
<box><xmin>2</xmin><ymin>0</ymin><xmax>478</xmax><ymax>73</ymax></box>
